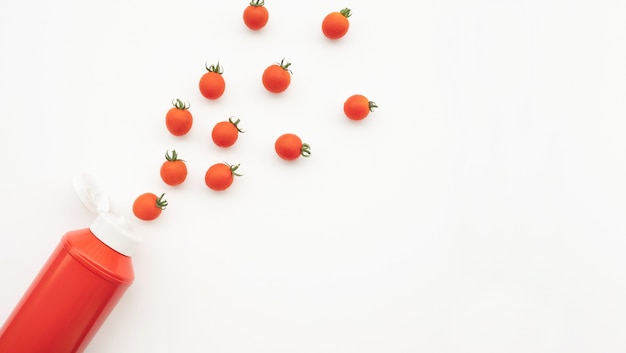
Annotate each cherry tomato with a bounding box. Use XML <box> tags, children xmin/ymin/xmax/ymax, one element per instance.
<box><xmin>199</xmin><ymin>62</ymin><xmax>225</xmax><ymax>100</ymax></box>
<box><xmin>274</xmin><ymin>133</ymin><xmax>311</xmax><ymax>161</ymax></box>
<box><xmin>160</xmin><ymin>150</ymin><xmax>188</xmax><ymax>186</ymax></box>
<box><xmin>343</xmin><ymin>94</ymin><xmax>378</xmax><ymax>120</ymax></box>
<box><xmin>165</xmin><ymin>99</ymin><xmax>192</xmax><ymax>136</ymax></box>
<box><xmin>212</xmin><ymin>116</ymin><xmax>244</xmax><ymax>148</ymax></box>
<box><xmin>205</xmin><ymin>162</ymin><xmax>242</xmax><ymax>191</ymax></box>
<box><xmin>133</xmin><ymin>192</ymin><xmax>167</xmax><ymax>221</ymax></box>
<box><xmin>262</xmin><ymin>58</ymin><xmax>292</xmax><ymax>93</ymax></box>
<box><xmin>322</xmin><ymin>8</ymin><xmax>351</xmax><ymax>40</ymax></box>
<box><xmin>243</xmin><ymin>0</ymin><xmax>269</xmax><ymax>30</ymax></box>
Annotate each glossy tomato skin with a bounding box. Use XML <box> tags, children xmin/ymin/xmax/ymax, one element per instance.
<box><xmin>160</xmin><ymin>162</ymin><xmax>187</xmax><ymax>186</ymax></box>
<box><xmin>212</xmin><ymin>118</ymin><xmax>242</xmax><ymax>148</ymax></box>
<box><xmin>243</xmin><ymin>3</ymin><xmax>269</xmax><ymax>30</ymax></box>
<box><xmin>199</xmin><ymin>72</ymin><xmax>225</xmax><ymax>100</ymax></box>
<box><xmin>212</xmin><ymin>122</ymin><xmax>238</xmax><ymax>147</ymax></box>
<box><xmin>160</xmin><ymin>160</ymin><xmax>187</xmax><ymax>186</ymax></box>
<box><xmin>262</xmin><ymin>61</ymin><xmax>291</xmax><ymax>93</ymax></box>
<box><xmin>160</xmin><ymin>150</ymin><xmax>187</xmax><ymax>186</ymax></box>
<box><xmin>343</xmin><ymin>94</ymin><xmax>370</xmax><ymax>120</ymax></box>
<box><xmin>165</xmin><ymin>100</ymin><xmax>193</xmax><ymax>136</ymax></box>
<box><xmin>132</xmin><ymin>193</ymin><xmax>166</xmax><ymax>221</ymax></box>
<box><xmin>205</xmin><ymin>163</ymin><xmax>236</xmax><ymax>191</ymax></box>
<box><xmin>343</xmin><ymin>94</ymin><xmax>378</xmax><ymax>120</ymax></box>
<box><xmin>322</xmin><ymin>9</ymin><xmax>351</xmax><ymax>39</ymax></box>
<box><xmin>275</xmin><ymin>133</ymin><xmax>308</xmax><ymax>161</ymax></box>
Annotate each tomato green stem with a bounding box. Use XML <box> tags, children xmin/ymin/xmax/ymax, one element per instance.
<box><xmin>227</xmin><ymin>162</ymin><xmax>243</xmax><ymax>177</ymax></box>
<box><xmin>165</xmin><ymin>149</ymin><xmax>185</xmax><ymax>162</ymax></box>
<box><xmin>369</xmin><ymin>101</ymin><xmax>378</xmax><ymax>112</ymax></box>
<box><xmin>301</xmin><ymin>143</ymin><xmax>311</xmax><ymax>158</ymax></box>
<box><xmin>250</xmin><ymin>0</ymin><xmax>264</xmax><ymax>6</ymax></box>
<box><xmin>156</xmin><ymin>193</ymin><xmax>168</xmax><ymax>210</ymax></box>
<box><xmin>340</xmin><ymin>8</ymin><xmax>352</xmax><ymax>17</ymax></box>
<box><xmin>228</xmin><ymin>116</ymin><xmax>245</xmax><ymax>133</ymax></box>
<box><xmin>172</xmin><ymin>98</ymin><xmax>190</xmax><ymax>110</ymax></box>
<box><xmin>205</xmin><ymin>61</ymin><xmax>223</xmax><ymax>74</ymax></box>
<box><xmin>279</xmin><ymin>58</ymin><xmax>292</xmax><ymax>74</ymax></box>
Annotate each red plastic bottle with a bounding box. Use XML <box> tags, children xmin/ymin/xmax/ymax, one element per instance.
<box><xmin>0</xmin><ymin>173</ymin><xmax>141</xmax><ymax>353</ymax></box>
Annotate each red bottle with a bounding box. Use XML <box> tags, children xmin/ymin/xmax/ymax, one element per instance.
<box><xmin>0</xmin><ymin>173</ymin><xmax>141</xmax><ymax>353</ymax></box>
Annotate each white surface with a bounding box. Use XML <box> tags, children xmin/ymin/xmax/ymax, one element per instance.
<box><xmin>1</xmin><ymin>0</ymin><xmax>625</xmax><ymax>352</ymax></box>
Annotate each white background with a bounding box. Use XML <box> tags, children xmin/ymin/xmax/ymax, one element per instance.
<box><xmin>1</xmin><ymin>0</ymin><xmax>625</xmax><ymax>352</ymax></box>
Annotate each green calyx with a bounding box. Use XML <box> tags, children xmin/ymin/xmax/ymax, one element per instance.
<box><xmin>278</xmin><ymin>58</ymin><xmax>292</xmax><ymax>74</ymax></box>
<box><xmin>165</xmin><ymin>149</ymin><xmax>185</xmax><ymax>162</ymax></box>
<box><xmin>250</xmin><ymin>0</ymin><xmax>264</xmax><ymax>6</ymax></box>
<box><xmin>156</xmin><ymin>193</ymin><xmax>168</xmax><ymax>210</ymax></box>
<box><xmin>369</xmin><ymin>101</ymin><xmax>378</xmax><ymax>112</ymax></box>
<box><xmin>340</xmin><ymin>8</ymin><xmax>352</xmax><ymax>18</ymax></box>
<box><xmin>301</xmin><ymin>143</ymin><xmax>312</xmax><ymax>158</ymax></box>
<box><xmin>227</xmin><ymin>162</ymin><xmax>243</xmax><ymax>177</ymax></box>
<box><xmin>205</xmin><ymin>61</ymin><xmax>223</xmax><ymax>74</ymax></box>
<box><xmin>172</xmin><ymin>98</ymin><xmax>190</xmax><ymax>110</ymax></box>
<box><xmin>228</xmin><ymin>116</ymin><xmax>245</xmax><ymax>133</ymax></box>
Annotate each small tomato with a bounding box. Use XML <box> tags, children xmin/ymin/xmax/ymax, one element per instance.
<box><xmin>165</xmin><ymin>99</ymin><xmax>192</xmax><ymax>136</ymax></box>
<box><xmin>212</xmin><ymin>116</ymin><xmax>244</xmax><ymax>148</ymax></box>
<box><xmin>160</xmin><ymin>150</ymin><xmax>188</xmax><ymax>186</ymax></box>
<box><xmin>243</xmin><ymin>0</ymin><xmax>269</xmax><ymax>30</ymax></box>
<box><xmin>322</xmin><ymin>8</ymin><xmax>351</xmax><ymax>40</ymax></box>
<box><xmin>132</xmin><ymin>192</ymin><xmax>168</xmax><ymax>221</ymax></box>
<box><xmin>199</xmin><ymin>62</ymin><xmax>226</xmax><ymax>100</ymax></box>
<box><xmin>274</xmin><ymin>133</ymin><xmax>311</xmax><ymax>161</ymax></box>
<box><xmin>205</xmin><ymin>162</ymin><xmax>242</xmax><ymax>191</ymax></box>
<box><xmin>262</xmin><ymin>58</ymin><xmax>292</xmax><ymax>93</ymax></box>
<box><xmin>343</xmin><ymin>94</ymin><xmax>378</xmax><ymax>120</ymax></box>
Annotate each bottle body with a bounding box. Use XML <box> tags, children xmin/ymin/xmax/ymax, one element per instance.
<box><xmin>0</xmin><ymin>228</ymin><xmax>134</xmax><ymax>353</ymax></box>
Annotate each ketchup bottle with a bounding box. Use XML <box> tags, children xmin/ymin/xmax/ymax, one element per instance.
<box><xmin>0</xmin><ymin>173</ymin><xmax>141</xmax><ymax>353</ymax></box>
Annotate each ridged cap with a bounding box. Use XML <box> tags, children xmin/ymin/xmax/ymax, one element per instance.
<box><xmin>73</xmin><ymin>172</ymin><xmax>141</xmax><ymax>256</ymax></box>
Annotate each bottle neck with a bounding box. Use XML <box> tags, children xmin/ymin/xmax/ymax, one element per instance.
<box><xmin>90</xmin><ymin>212</ymin><xmax>140</xmax><ymax>256</ymax></box>
<box><xmin>62</xmin><ymin>228</ymin><xmax>135</xmax><ymax>285</ymax></box>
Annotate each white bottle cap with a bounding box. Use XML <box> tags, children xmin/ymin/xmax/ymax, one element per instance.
<box><xmin>73</xmin><ymin>172</ymin><xmax>141</xmax><ymax>256</ymax></box>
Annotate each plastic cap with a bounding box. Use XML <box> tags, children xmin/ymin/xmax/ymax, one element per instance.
<box><xmin>90</xmin><ymin>211</ymin><xmax>140</xmax><ymax>256</ymax></box>
<box><xmin>73</xmin><ymin>172</ymin><xmax>141</xmax><ymax>256</ymax></box>
<box><xmin>73</xmin><ymin>172</ymin><xmax>110</xmax><ymax>214</ymax></box>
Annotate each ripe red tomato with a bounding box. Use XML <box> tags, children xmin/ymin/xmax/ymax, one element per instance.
<box><xmin>243</xmin><ymin>0</ymin><xmax>269</xmax><ymax>30</ymax></box>
<box><xmin>274</xmin><ymin>133</ymin><xmax>311</xmax><ymax>161</ymax></box>
<box><xmin>199</xmin><ymin>62</ymin><xmax>225</xmax><ymax>100</ymax></box>
<box><xmin>262</xmin><ymin>58</ymin><xmax>292</xmax><ymax>93</ymax></box>
<box><xmin>322</xmin><ymin>8</ymin><xmax>352</xmax><ymax>39</ymax></box>
<box><xmin>205</xmin><ymin>162</ymin><xmax>242</xmax><ymax>191</ymax></box>
<box><xmin>165</xmin><ymin>99</ymin><xmax>192</xmax><ymax>136</ymax></box>
<box><xmin>132</xmin><ymin>193</ymin><xmax>167</xmax><ymax>221</ymax></box>
<box><xmin>212</xmin><ymin>116</ymin><xmax>244</xmax><ymax>148</ymax></box>
<box><xmin>160</xmin><ymin>150</ymin><xmax>188</xmax><ymax>186</ymax></box>
<box><xmin>343</xmin><ymin>94</ymin><xmax>378</xmax><ymax>120</ymax></box>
